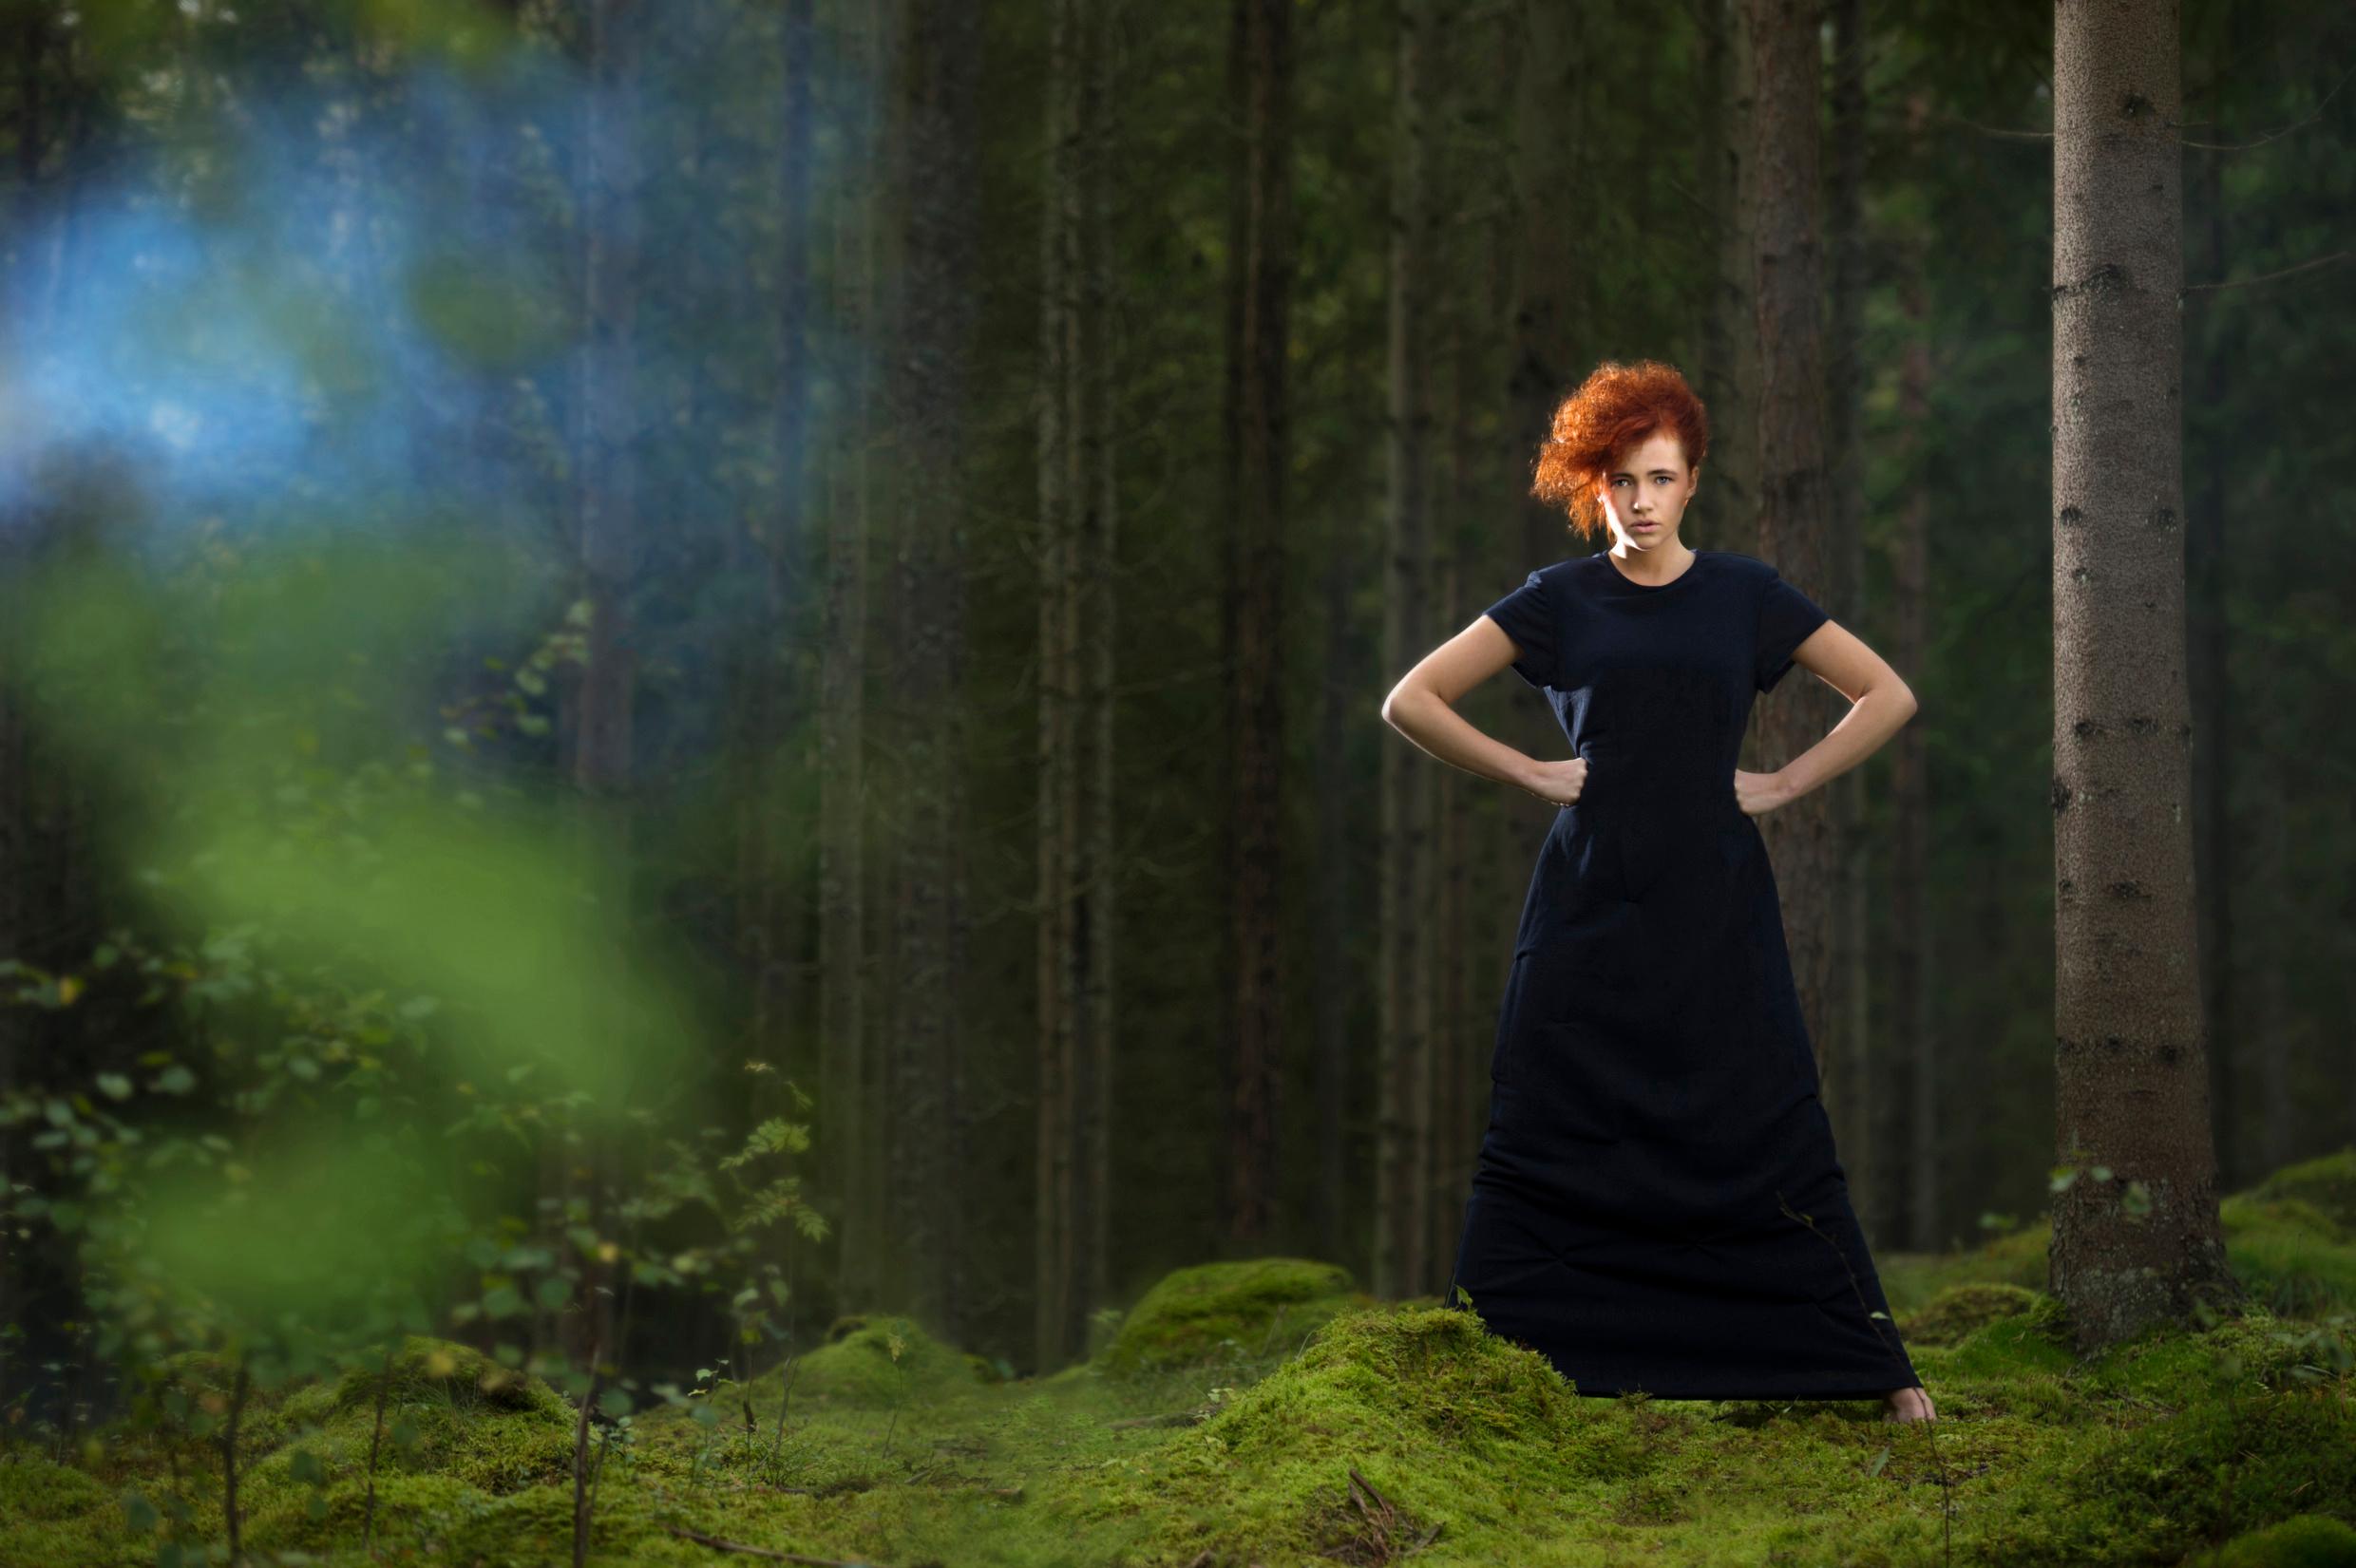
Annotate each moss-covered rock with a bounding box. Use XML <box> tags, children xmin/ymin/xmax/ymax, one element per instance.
<box><xmin>776</xmin><ymin>1313</ymin><xmax>980</xmax><ymax>1407</ymax></box>
<box><xmin>1096</xmin><ymin>1257</ymin><xmax>1361</xmax><ymax>1377</ymax></box>
<box><xmin>316</xmin><ymin>1336</ymin><xmax>572</xmax><ymax>1424</ymax></box>
<box><xmin>1898</xmin><ymin>1282</ymin><xmax>2045</xmax><ymax>1347</ymax></box>
<box><xmin>2209</xmin><ymin>1512</ymin><xmax>2356</xmax><ymax>1568</ymax></box>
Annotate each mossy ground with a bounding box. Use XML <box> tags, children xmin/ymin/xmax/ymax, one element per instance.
<box><xmin>10</xmin><ymin>1156</ymin><xmax>2356</xmax><ymax>1566</ymax></box>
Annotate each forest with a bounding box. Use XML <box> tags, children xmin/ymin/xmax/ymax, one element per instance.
<box><xmin>2</xmin><ymin>0</ymin><xmax>2354</xmax><ymax>1563</ymax></box>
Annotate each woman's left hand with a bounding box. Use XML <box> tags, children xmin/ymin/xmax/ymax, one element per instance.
<box><xmin>1733</xmin><ymin>767</ymin><xmax>1794</xmax><ymax>817</ymax></box>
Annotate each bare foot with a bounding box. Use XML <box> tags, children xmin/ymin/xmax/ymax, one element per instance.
<box><xmin>1882</xmin><ymin>1385</ymin><xmax>1937</xmax><ymax>1423</ymax></box>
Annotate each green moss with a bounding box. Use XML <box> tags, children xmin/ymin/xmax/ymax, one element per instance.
<box><xmin>17</xmin><ymin>1152</ymin><xmax>2356</xmax><ymax>1568</ymax></box>
<box><xmin>1096</xmin><ymin>1257</ymin><xmax>1361</xmax><ymax>1377</ymax></box>
<box><xmin>764</xmin><ymin>1313</ymin><xmax>981</xmax><ymax>1407</ymax></box>
<box><xmin>1897</xmin><ymin>1282</ymin><xmax>2043</xmax><ymax>1347</ymax></box>
<box><xmin>322</xmin><ymin>1336</ymin><xmax>574</xmax><ymax>1425</ymax></box>
<box><xmin>241</xmin><ymin>1469</ymin><xmax>486</xmax><ymax>1557</ymax></box>
<box><xmin>2250</xmin><ymin>1147</ymin><xmax>2356</xmax><ymax>1232</ymax></box>
<box><xmin>2221</xmin><ymin>1193</ymin><xmax>2356</xmax><ymax>1319</ymax></box>
<box><xmin>2210</xmin><ymin>1513</ymin><xmax>2356</xmax><ymax>1568</ymax></box>
<box><xmin>1975</xmin><ymin>1386</ymin><xmax>2356</xmax><ymax>1566</ymax></box>
<box><xmin>0</xmin><ymin>1453</ymin><xmax>110</xmax><ymax>1521</ymax></box>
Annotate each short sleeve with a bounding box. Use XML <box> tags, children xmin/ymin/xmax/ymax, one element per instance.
<box><xmin>1482</xmin><ymin>569</ymin><xmax>1558</xmax><ymax>690</ymax></box>
<box><xmin>1756</xmin><ymin>568</ymin><xmax>1831</xmax><ymax>692</ymax></box>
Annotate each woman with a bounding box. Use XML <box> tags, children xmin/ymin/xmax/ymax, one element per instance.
<box><xmin>1380</xmin><ymin>359</ymin><xmax>1937</xmax><ymax>1423</ymax></box>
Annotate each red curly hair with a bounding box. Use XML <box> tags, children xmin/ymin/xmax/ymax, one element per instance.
<box><xmin>1530</xmin><ymin>359</ymin><xmax>1711</xmax><ymax>540</ymax></box>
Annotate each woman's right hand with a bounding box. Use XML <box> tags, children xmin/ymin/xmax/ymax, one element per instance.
<box><xmin>1517</xmin><ymin>755</ymin><xmax>1587</xmax><ymax>807</ymax></box>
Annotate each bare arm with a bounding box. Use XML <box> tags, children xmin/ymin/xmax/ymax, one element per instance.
<box><xmin>1740</xmin><ymin>619</ymin><xmax>1921</xmax><ymax>815</ymax></box>
<box><xmin>1378</xmin><ymin>616</ymin><xmax>1587</xmax><ymax>807</ymax></box>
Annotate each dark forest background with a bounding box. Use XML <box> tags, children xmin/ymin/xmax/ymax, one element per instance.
<box><xmin>0</xmin><ymin>0</ymin><xmax>2350</xmax><ymax>1426</ymax></box>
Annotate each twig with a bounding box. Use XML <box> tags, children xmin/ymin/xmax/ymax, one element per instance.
<box><xmin>663</xmin><ymin>1522</ymin><xmax>905</xmax><ymax>1566</ymax></box>
<box><xmin>2183</xmin><ymin>58</ymin><xmax>2356</xmax><ymax>150</ymax></box>
<box><xmin>2183</xmin><ymin>250</ymin><xmax>2352</xmax><ymax>296</ymax></box>
<box><xmin>571</xmin><ymin>1333</ymin><xmax>603</xmax><ymax>1568</ymax></box>
<box><xmin>361</xmin><ymin>1340</ymin><xmax>396</xmax><ymax>1559</ymax></box>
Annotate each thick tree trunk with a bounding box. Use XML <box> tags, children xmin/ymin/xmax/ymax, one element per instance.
<box><xmin>1375</xmin><ymin>0</ymin><xmax>1436</xmax><ymax>1301</ymax></box>
<box><xmin>1219</xmin><ymin>0</ymin><xmax>1291</xmax><ymax>1246</ymax></box>
<box><xmin>2048</xmin><ymin>0</ymin><xmax>2242</xmax><ymax>1352</ymax></box>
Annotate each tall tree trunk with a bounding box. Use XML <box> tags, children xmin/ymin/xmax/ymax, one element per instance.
<box><xmin>1035</xmin><ymin>0</ymin><xmax>1083</xmax><ymax>1372</ymax></box>
<box><xmin>740</xmin><ymin>0</ymin><xmax>816</xmax><ymax>1092</ymax></box>
<box><xmin>1824</xmin><ymin>0</ymin><xmax>1871</xmax><ymax>1183</ymax></box>
<box><xmin>1700</xmin><ymin>0</ymin><xmax>1759</xmax><ymax>545</ymax></box>
<box><xmin>1077</xmin><ymin>0</ymin><xmax>1121</xmax><ymax>1341</ymax></box>
<box><xmin>1508</xmin><ymin>0</ymin><xmax>1581</xmax><ymax>567</ymax></box>
<box><xmin>888</xmin><ymin>0</ymin><xmax>983</xmax><ymax>1337</ymax></box>
<box><xmin>1375</xmin><ymin>0</ymin><xmax>1436</xmax><ymax>1301</ymax></box>
<box><xmin>826</xmin><ymin>0</ymin><xmax>896</xmax><ymax>1318</ymax></box>
<box><xmin>564</xmin><ymin>0</ymin><xmax>643</xmax><ymax>1379</ymax></box>
<box><xmin>1313</xmin><ymin>551</ymin><xmax>1354</xmax><ymax>1260</ymax></box>
<box><xmin>1219</xmin><ymin>0</ymin><xmax>1292</xmax><ymax>1246</ymax></box>
<box><xmin>1890</xmin><ymin>131</ymin><xmax>1937</xmax><ymax>1246</ymax></box>
<box><xmin>0</xmin><ymin>0</ymin><xmax>49</xmax><ymax>1420</ymax></box>
<box><xmin>1742</xmin><ymin>0</ymin><xmax>1837</xmax><ymax>1087</ymax></box>
<box><xmin>2048</xmin><ymin>0</ymin><xmax>2241</xmax><ymax>1352</ymax></box>
<box><xmin>2251</xmin><ymin>758</ymin><xmax>2293</xmax><ymax>1173</ymax></box>
<box><xmin>2185</xmin><ymin>0</ymin><xmax>2236</xmax><ymax>1189</ymax></box>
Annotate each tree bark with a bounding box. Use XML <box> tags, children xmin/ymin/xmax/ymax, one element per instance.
<box><xmin>1823</xmin><ymin>0</ymin><xmax>1870</xmax><ymax>1188</ymax></box>
<box><xmin>1890</xmin><ymin>122</ymin><xmax>1937</xmax><ymax>1247</ymax></box>
<box><xmin>826</xmin><ymin>0</ymin><xmax>897</xmax><ymax>1319</ymax></box>
<box><xmin>1741</xmin><ymin>0</ymin><xmax>1837</xmax><ymax>1103</ymax></box>
<box><xmin>1375</xmin><ymin>0</ymin><xmax>1436</xmax><ymax>1301</ymax></box>
<box><xmin>2048</xmin><ymin>0</ymin><xmax>2242</xmax><ymax>1352</ymax></box>
<box><xmin>1219</xmin><ymin>0</ymin><xmax>1292</xmax><ymax>1246</ymax></box>
<box><xmin>1035</xmin><ymin>0</ymin><xmax>1083</xmax><ymax>1371</ymax></box>
<box><xmin>1700</xmin><ymin>0</ymin><xmax>1759</xmax><ymax>547</ymax></box>
<box><xmin>887</xmin><ymin>0</ymin><xmax>984</xmax><ymax>1337</ymax></box>
<box><xmin>2185</xmin><ymin>0</ymin><xmax>2237</xmax><ymax>1189</ymax></box>
<box><xmin>1077</xmin><ymin>0</ymin><xmax>1121</xmax><ymax>1346</ymax></box>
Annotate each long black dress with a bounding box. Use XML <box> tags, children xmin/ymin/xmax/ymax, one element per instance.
<box><xmin>1443</xmin><ymin>546</ymin><xmax>1924</xmax><ymax>1401</ymax></box>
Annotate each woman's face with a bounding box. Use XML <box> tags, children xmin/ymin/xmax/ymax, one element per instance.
<box><xmin>1597</xmin><ymin>430</ymin><xmax>1699</xmax><ymax>551</ymax></box>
